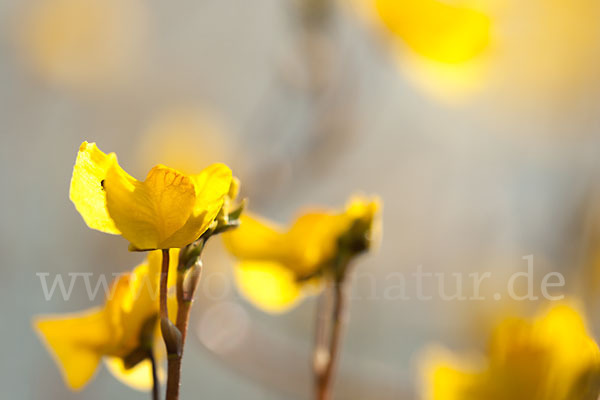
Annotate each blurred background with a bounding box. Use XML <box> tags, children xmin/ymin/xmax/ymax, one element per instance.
<box><xmin>3</xmin><ymin>0</ymin><xmax>600</xmax><ymax>398</ymax></box>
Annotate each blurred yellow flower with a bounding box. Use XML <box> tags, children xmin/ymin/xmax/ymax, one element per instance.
<box><xmin>137</xmin><ymin>108</ymin><xmax>232</xmax><ymax>175</ymax></box>
<box><xmin>33</xmin><ymin>249</ymin><xmax>179</xmax><ymax>391</ymax></box>
<box><xmin>70</xmin><ymin>141</ymin><xmax>233</xmax><ymax>250</ymax></box>
<box><xmin>352</xmin><ymin>0</ymin><xmax>492</xmax><ymax>103</ymax></box>
<box><xmin>19</xmin><ymin>0</ymin><xmax>147</xmax><ymax>90</ymax></box>
<box><xmin>222</xmin><ymin>196</ymin><xmax>380</xmax><ymax>313</ymax></box>
<box><xmin>421</xmin><ymin>303</ymin><xmax>600</xmax><ymax>400</ymax></box>
<box><xmin>373</xmin><ymin>0</ymin><xmax>491</xmax><ymax>64</ymax></box>
<box><xmin>354</xmin><ymin>0</ymin><xmax>600</xmax><ymax>106</ymax></box>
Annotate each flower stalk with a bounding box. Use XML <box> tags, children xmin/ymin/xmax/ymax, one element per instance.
<box><xmin>159</xmin><ymin>248</ymin><xmax>183</xmax><ymax>400</ymax></box>
<box><xmin>164</xmin><ymin>241</ymin><xmax>205</xmax><ymax>400</ymax></box>
<box><xmin>159</xmin><ymin>250</ymin><xmax>170</xmax><ymax>322</ymax></box>
<box><xmin>313</xmin><ymin>278</ymin><xmax>348</xmax><ymax>400</ymax></box>
<box><xmin>149</xmin><ymin>350</ymin><xmax>159</xmax><ymax>400</ymax></box>
<box><xmin>221</xmin><ymin>197</ymin><xmax>379</xmax><ymax>399</ymax></box>
<box><xmin>312</xmin><ymin>206</ymin><xmax>377</xmax><ymax>400</ymax></box>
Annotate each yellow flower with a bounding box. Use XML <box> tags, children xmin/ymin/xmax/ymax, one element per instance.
<box><xmin>18</xmin><ymin>0</ymin><xmax>147</xmax><ymax>90</ymax></box>
<box><xmin>351</xmin><ymin>0</ymin><xmax>492</xmax><ymax>103</ymax></box>
<box><xmin>136</xmin><ymin>108</ymin><xmax>232</xmax><ymax>174</ymax></box>
<box><xmin>70</xmin><ymin>141</ymin><xmax>233</xmax><ymax>250</ymax></box>
<box><xmin>420</xmin><ymin>303</ymin><xmax>600</xmax><ymax>400</ymax></box>
<box><xmin>222</xmin><ymin>196</ymin><xmax>381</xmax><ymax>313</ymax></box>
<box><xmin>33</xmin><ymin>249</ymin><xmax>179</xmax><ymax>391</ymax></box>
<box><xmin>359</xmin><ymin>0</ymin><xmax>491</xmax><ymax>64</ymax></box>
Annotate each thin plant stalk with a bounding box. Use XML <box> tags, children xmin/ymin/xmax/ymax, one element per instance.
<box><xmin>149</xmin><ymin>349</ymin><xmax>160</xmax><ymax>400</ymax></box>
<box><xmin>158</xmin><ymin>249</ymin><xmax>182</xmax><ymax>400</ymax></box>
<box><xmin>314</xmin><ymin>280</ymin><xmax>348</xmax><ymax>400</ymax></box>
<box><xmin>159</xmin><ymin>249</ymin><xmax>170</xmax><ymax>322</ymax></box>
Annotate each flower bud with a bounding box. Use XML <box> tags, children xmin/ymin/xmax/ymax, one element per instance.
<box><xmin>183</xmin><ymin>260</ymin><xmax>203</xmax><ymax>302</ymax></box>
<box><xmin>160</xmin><ymin>317</ymin><xmax>182</xmax><ymax>357</ymax></box>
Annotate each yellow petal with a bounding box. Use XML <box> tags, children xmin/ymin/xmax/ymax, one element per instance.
<box><xmin>285</xmin><ymin>212</ymin><xmax>347</xmax><ymax>276</ymax></box>
<box><xmin>234</xmin><ymin>261</ymin><xmax>302</xmax><ymax>313</ymax></box>
<box><xmin>191</xmin><ymin>163</ymin><xmax>232</xmax><ymax>208</ymax></box>
<box><xmin>489</xmin><ymin>303</ymin><xmax>600</xmax><ymax>393</ymax></box>
<box><xmin>159</xmin><ymin>163</ymin><xmax>232</xmax><ymax>248</ymax></box>
<box><xmin>375</xmin><ymin>0</ymin><xmax>491</xmax><ymax>63</ymax></box>
<box><xmin>345</xmin><ymin>196</ymin><xmax>381</xmax><ymax>221</ymax></box>
<box><xmin>113</xmin><ymin>265</ymin><xmax>158</xmax><ymax>353</ymax></box>
<box><xmin>536</xmin><ymin>304</ymin><xmax>599</xmax><ymax>367</ymax></box>
<box><xmin>104</xmin><ymin>357</ymin><xmax>163</xmax><ymax>391</ymax></box>
<box><xmin>419</xmin><ymin>346</ymin><xmax>481</xmax><ymax>400</ymax></box>
<box><xmin>103</xmin><ymin>273</ymin><xmax>133</xmax><ymax>345</ymax></box>
<box><xmin>222</xmin><ymin>213</ymin><xmax>286</xmax><ymax>261</ymax></box>
<box><xmin>105</xmin><ymin>251</ymin><xmax>179</xmax><ymax>356</ymax></box>
<box><xmin>33</xmin><ymin>308</ymin><xmax>111</xmax><ymax>390</ymax></box>
<box><xmin>69</xmin><ymin>142</ymin><xmax>123</xmax><ymax>234</ymax></box>
<box><xmin>104</xmin><ymin>164</ymin><xmax>196</xmax><ymax>250</ymax></box>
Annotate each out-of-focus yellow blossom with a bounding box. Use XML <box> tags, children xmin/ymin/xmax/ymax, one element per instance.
<box><xmin>373</xmin><ymin>0</ymin><xmax>491</xmax><ymax>64</ymax></box>
<box><xmin>137</xmin><ymin>108</ymin><xmax>232</xmax><ymax>175</ymax></box>
<box><xmin>354</xmin><ymin>0</ymin><xmax>600</xmax><ymax>106</ymax></box>
<box><xmin>70</xmin><ymin>141</ymin><xmax>233</xmax><ymax>251</ymax></box>
<box><xmin>19</xmin><ymin>0</ymin><xmax>147</xmax><ymax>90</ymax></box>
<box><xmin>420</xmin><ymin>303</ymin><xmax>600</xmax><ymax>400</ymax></box>
<box><xmin>222</xmin><ymin>196</ymin><xmax>380</xmax><ymax>313</ymax></box>
<box><xmin>33</xmin><ymin>249</ymin><xmax>179</xmax><ymax>391</ymax></box>
<box><xmin>352</xmin><ymin>0</ymin><xmax>492</xmax><ymax>103</ymax></box>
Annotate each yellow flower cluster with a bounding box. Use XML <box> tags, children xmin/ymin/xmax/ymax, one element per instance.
<box><xmin>35</xmin><ymin>142</ymin><xmax>239</xmax><ymax>391</ymax></box>
<box><xmin>35</xmin><ymin>141</ymin><xmax>381</xmax><ymax>393</ymax></box>
<box><xmin>26</xmin><ymin>1</ymin><xmax>600</xmax><ymax>397</ymax></box>
<box><xmin>421</xmin><ymin>304</ymin><xmax>600</xmax><ymax>400</ymax></box>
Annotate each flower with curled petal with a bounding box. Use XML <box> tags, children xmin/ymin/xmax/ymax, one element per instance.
<box><xmin>70</xmin><ymin>141</ymin><xmax>232</xmax><ymax>250</ymax></box>
<box><xmin>222</xmin><ymin>196</ymin><xmax>381</xmax><ymax>313</ymax></box>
